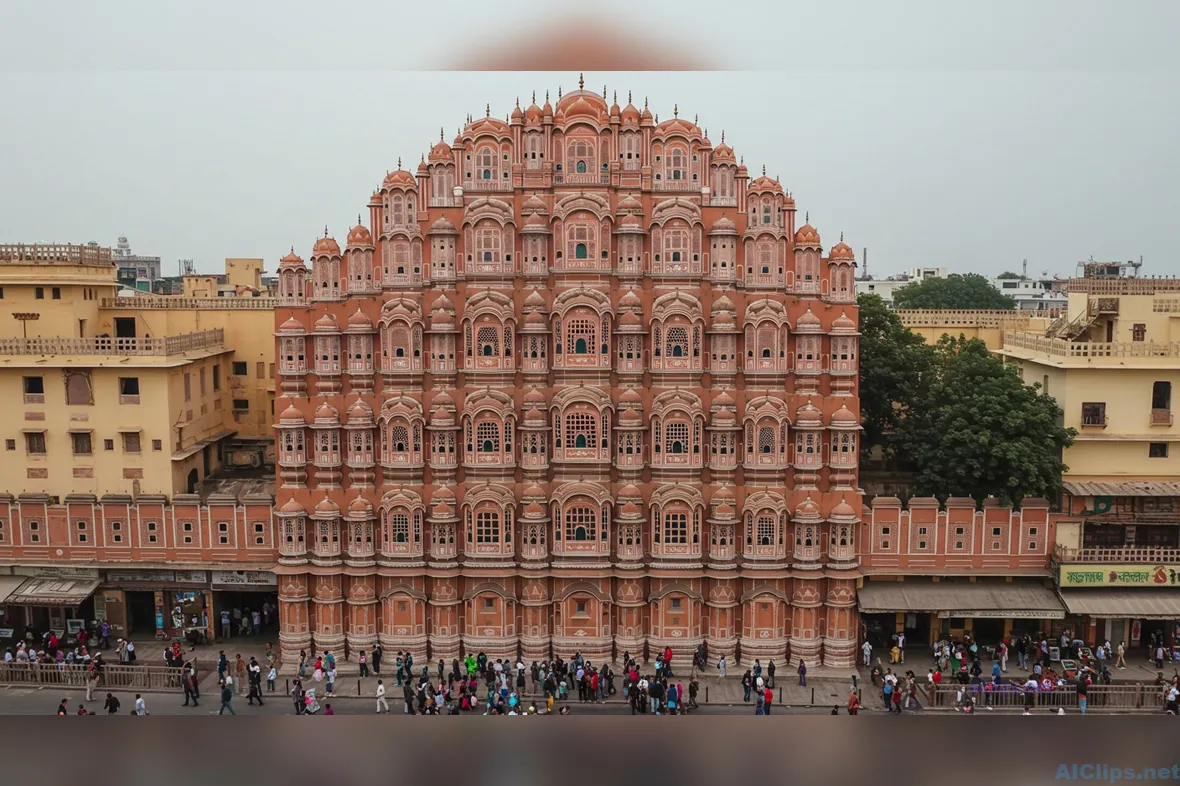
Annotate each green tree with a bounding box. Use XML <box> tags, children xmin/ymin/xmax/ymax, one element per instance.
<box><xmin>893</xmin><ymin>273</ymin><xmax>1016</xmax><ymax>310</ymax></box>
<box><xmin>897</xmin><ymin>335</ymin><xmax>1075</xmax><ymax>504</ymax></box>
<box><xmin>857</xmin><ymin>293</ymin><xmax>934</xmax><ymax>461</ymax></box>
<box><xmin>996</xmin><ymin>271</ymin><xmax>1023</xmax><ymax>280</ymax></box>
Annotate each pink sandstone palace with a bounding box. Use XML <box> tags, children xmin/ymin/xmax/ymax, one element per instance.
<box><xmin>271</xmin><ymin>81</ymin><xmax>863</xmax><ymax>669</ymax></box>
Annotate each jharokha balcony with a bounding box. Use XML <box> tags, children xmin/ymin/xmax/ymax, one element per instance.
<box><xmin>1054</xmin><ymin>543</ymin><xmax>1180</xmax><ymax>564</ymax></box>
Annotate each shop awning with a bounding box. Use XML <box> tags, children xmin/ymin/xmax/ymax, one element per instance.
<box><xmin>0</xmin><ymin>575</ymin><xmax>27</xmax><ymax>604</ymax></box>
<box><xmin>858</xmin><ymin>582</ymin><xmax>1066</xmax><ymax>619</ymax></box>
<box><xmin>1059</xmin><ymin>590</ymin><xmax>1180</xmax><ymax>619</ymax></box>
<box><xmin>4</xmin><ymin>575</ymin><xmax>101</xmax><ymax>607</ymax></box>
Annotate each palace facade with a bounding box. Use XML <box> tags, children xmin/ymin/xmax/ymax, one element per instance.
<box><xmin>272</xmin><ymin>82</ymin><xmax>862</xmax><ymax>668</ymax></box>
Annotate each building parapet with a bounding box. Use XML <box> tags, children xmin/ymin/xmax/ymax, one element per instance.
<box><xmin>897</xmin><ymin>310</ymin><xmax>1041</xmax><ymax>329</ymax></box>
<box><xmin>0</xmin><ymin>329</ymin><xmax>225</xmax><ymax>357</ymax></box>
<box><xmin>0</xmin><ymin>243</ymin><xmax>113</xmax><ymax>266</ymax></box>
<box><xmin>100</xmin><ymin>296</ymin><xmax>278</xmax><ymax>310</ymax></box>
<box><xmin>1068</xmin><ymin>277</ymin><xmax>1180</xmax><ymax>295</ymax></box>
<box><xmin>1053</xmin><ymin>543</ymin><xmax>1180</xmax><ymax>564</ymax></box>
<box><xmin>1001</xmin><ymin>330</ymin><xmax>1180</xmax><ymax>362</ymax></box>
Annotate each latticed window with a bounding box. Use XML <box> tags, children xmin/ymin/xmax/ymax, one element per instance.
<box><xmin>758</xmin><ymin>426</ymin><xmax>775</xmax><ymax>454</ymax></box>
<box><xmin>757</xmin><ymin>515</ymin><xmax>776</xmax><ymax>546</ymax></box>
<box><xmin>664</xmin><ymin>228</ymin><xmax>688</xmax><ymax>261</ymax></box>
<box><xmin>476</xmin><ymin>228</ymin><xmax>500</xmax><ymax>262</ymax></box>
<box><xmin>476</xmin><ymin>511</ymin><xmax>500</xmax><ymax>543</ymax></box>
<box><xmin>565</xmin><ymin>506</ymin><xmax>597</xmax><ymax>541</ymax></box>
<box><xmin>566</xmin><ymin>140</ymin><xmax>595</xmax><ymax>173</ymax></box>
<box><xmin>390</xmin><ymin>425</ymin><xmax>409</xmax><ymax>452</ymax></box>
<box><xmin>565</xmin><ymin>412</ymin><xmax>598</xmax><ymax>449</ymax></box>
<box><xmin>477</xmin><ymin>326</ymin><xmax>499</xmax><ymax>357</ymax></box>
<box><xmin>476</xmin><ymin>146</ymin><xmax>496</xmax><ymax>180</ymax></box>
<box><xmin>567</xmin><ymin>318</ymin><xmax>596</xmax><ymax>355</ymax></box>
<box><xmin>666</xmin><ymin>326</ymin><xmax>689</xmax><ymax>357</ymax></box>
<box><xmin>476</xmin><ymin>421</ymin><xmax>501</xmax><ymax>452</ymax></box>
<box><xmin>390</xmin><ymin>513</ymin><xmax>409</xmax><ymax>543</ymax></box>
<box><xmin>664</xmin><ymin>511</ymin><xmax>688</xmax><ymax>544</ymax></box>
<box><xmin>758</xmin><ymin>327</ymin><xmax>776</xmax><ymax>358</ymax></box>
<box><xmin>665</xmin><ymin>422</ymin><xmax>689</xmax><ymax>454</ymax></box>
<box><xmin>567</xmin><ymin>222</ymin><xmax>596</xmax><ymax>261</ymax></box>
<box><xmin>668</xmin><ymin>147</ymin><xmax>686</xmax><ymax>181</ymax></box>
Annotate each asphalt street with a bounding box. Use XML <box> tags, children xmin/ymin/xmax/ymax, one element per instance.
<box><xmin>0</xmin><ymin>685</ymin><xmax>855</xmax><ymax>716</ymax></box>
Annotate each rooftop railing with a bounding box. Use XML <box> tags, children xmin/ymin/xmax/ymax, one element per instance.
<box><xmin>0</xmin><ymin>329</ymin><xmax>225</xmax><ymax>356</ymax></box>
<box><xmin>101</xmin><ymin>297</ymin><xmax>277</xmax><ymax>310</ymax></box>
<box><xmin>1002</xmin><ymin>330</ymin><xmax>1180</xmax><ymax>360</ymax></box>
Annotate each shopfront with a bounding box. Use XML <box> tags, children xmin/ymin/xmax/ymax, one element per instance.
<box><xmin>100</xmin><ymin>570</ymin><xmax>213</xmax><ymax>643</ymax></box>
<box><xmin>858</xmin><ymin>579</ymin><xmax>1067</xmax><ymax>649</ymax></box>
<box><xmin>1057</xmin><ymin>564</ymin><xmax>1180</xmax><ymax>652</ymax></box>
<box><xmin>0</xmin><ymin>568</ymin><xmax>101</xmax><ymax>642</ymax></box>
<box><xmin>211</xmin><ymin>570</ymin><xmax>278</xmax><ymax>638</ymax></box>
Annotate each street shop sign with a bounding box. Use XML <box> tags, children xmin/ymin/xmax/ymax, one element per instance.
<box><xmin>210</xmin><ymin>570</ymin><xmax>277</xmax><ymax>588</ymax></box>
<box><xmin>1059</xmin><ymin>564</ymin><xmax>1180</xmax><ymax>587</ymax></box>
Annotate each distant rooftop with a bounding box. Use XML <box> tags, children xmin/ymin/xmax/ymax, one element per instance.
<box><xmin>0</xmin><ymin>242</ymin><xmax>113</xmax><ymax>266</ymax></box>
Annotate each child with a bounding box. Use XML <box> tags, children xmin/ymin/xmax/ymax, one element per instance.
<box><xmin>267</xmin><ymin>665</ymin><xmax>277</xmax><ymax>693</ymax></box>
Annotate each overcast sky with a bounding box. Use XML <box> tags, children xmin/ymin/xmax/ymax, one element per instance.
<box><xmin>2</xmin><ymin>0</ymin><xmax>1177</xmax><ymax>278</ymax></box>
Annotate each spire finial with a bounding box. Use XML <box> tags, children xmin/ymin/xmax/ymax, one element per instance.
<box><xmin>762</xmin><ymin>164</ymin><xmax>766</xmax><ymax>176</ymax></box>
<box><xmin>357</xmin><ymin>213</ymin><xmax>361</xmax><ymax>225</ymax></box>
<box><xmin>740</xmin><ymin>155</ymin><xmax>744</xmax><ymax>164</ymax></box>
<box><xmin>722</xmin><ymin>129</ymin><xmax>725</xmax><ymax>143</ymax></box>
<box><xmin>290</xmin><ymin>245</ymin><xmax>294</xmax><ymax>254</ymax></box>
<box><xmin>545</xmin><ymin>89</ymin><xmax>549</xmax><ymax>103</ymax></box>
<box><xmin>324</xmin><ymin>225</ymin><xmax>328</xmax><ymax>238</ymax></box>
<box><xmin>655</xmin><ymin>113</ymin><xmax>659</xmax><ymax>123</ymax></box>
<box><xmin>644</xmin><ymin>96</ymin><xmax>648</xmax><ymax>109</ymax></box>
<box><xmin>628</xmin><ymin>90</ymin><xmax>632</xmax><ymax>104</ymax></box>
<box><xmin>515</xmin><ymin>96</ymin><xmax>520</xmax><ymax>107</ymax></box>
<box><xmin>440</xmin><ymin>126</ymin><xmax>444</xmax><ymax>141</ymax></box>
<box><xmin>531</xmin><ymin>90</ymin><xmax>536</xmax><ymax>104</ymax></box>
<box><xmin>840</xmin><ymin>231</ymin><xmax>844</xmax><ymax>242</ymax></box>
<box><xmin>673</xmin><ymin>103</ymin><xmax>678</xmax><ymax>118</ymax></box>
<box><xmin>694</xmin><ymin>113</ymin><xmax>698</xmax><ymax>125</ymax></box>
<box><xmin>613</xmin><ymin>89</ymin><xmax>617</xmax><ymax>103</ymax></box>
<box><xmin>558</xmin><ymin>86</ymin><xmax>562</xmax><ymax>99</ymax></box>
<box><xmin>806</xmin><ymin>212</ymin><xmax>809</xmax><ymax>223</ymax></box>
<box><xmin>578</xmin><ymin>72</ymin><xmax>584</xmax><ymax>90</ymax></box>
<box><xmin>397</xmin><ymin>156</ymin><xmax>401</xmax><ymax>169</ymax></box>
<box><xmin>485</xmin><ymin>103</ymin><xmax>490</xmax><ymax>117</ymax></box>
<box><xmin>603</xmin><ymin>84</ymin><xmax>607</xmax><ymax>99</ymax></box>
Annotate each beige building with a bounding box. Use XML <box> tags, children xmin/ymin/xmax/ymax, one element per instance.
<box><xmin>0</xmin><ymin>243</ymin><xmax>275</xmax><ymax>499</ymax></box>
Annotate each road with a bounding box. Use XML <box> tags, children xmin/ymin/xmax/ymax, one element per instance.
<box><xmin>0</xmin><ymin>685</ymin><xmax>854</xmax><ymax>716</ymax></box>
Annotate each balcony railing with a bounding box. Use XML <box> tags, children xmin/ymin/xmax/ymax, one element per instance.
<box><xmin>101</xmin><ymin>297</ymin><xmax>278</xmax><ymax>310</ymax></box>
<box><xmin>1151</xmin><ymin>408</ymin><xmax>1173</xmax><ymax>425</ymax></box>
<box><xmin>1054</xmin><ymin>543</ymin><xmax>1180</xmax><ymax>563</ymax></box>
<box><xmin>0</xmin><ymin>243</ymin><xmax>113</xmax><ymax>266</ymax></box>
<box><xmin>1002</xmin><ymin>331</ymin><xmax>1180</xmax><ymax>360</ymax></box>
<box><xmin>465</xmin><ymin>179</ymin><xmax>510</xmax><ymax>191</ymax></box>
<box><xmin>0</xmin><ymin>329</ymin><xmax>225</xmax><ymax>357</ymax></box>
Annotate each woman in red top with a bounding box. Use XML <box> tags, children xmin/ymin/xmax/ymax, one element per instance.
<box><xmin>847</xmin><ymin>691</ymin><xmax>860</xmax><ymax>715</ymax></box>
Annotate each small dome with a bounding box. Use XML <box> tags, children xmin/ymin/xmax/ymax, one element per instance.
<box><xmin>524</xmin><ymin>387</ymin><xmax>546</xmax><ymax>405</ymax></box>
<box><xmin>347</xmin><ymin>400</ymin><xmax>373</xmax><ymax>422</ymax></box>
<box><xmin>432</xmin><ymin>486</ymin><xmax>456</xmax><ymax>502</ymax></box>
<box><xmin>621</xmin><ymin>97</ymin><xmax>640</xmax><ymax>124</ymax></box>
<box><xmin>830</xmin><ymin>311</ymin><xmax>857</xmax><ymax>333</ymax></box>
<box><xmin>346</xmin><ymin>223</ymin><xmax>373</xmax><ymax>248</ymax></box>
<box><xmin>523</xmin><ymin>483</ymin><xmax>545</xmax><ymax>499</ymax></box>
<box><xmin>314</xmin><ymin>314</ymin><xmax>339</xmax><ymax>332</ymax></box>
<box><xmin>382</xmin><ymin>169</ymin><xmax>416</xmax><ymax>189</ymax></box>
<box><xmin>618</xmin><ymin>483</ymin><xmax>642</xmax><ymax>499</ymax></box>
<box><xmin>619</xmin><ymin>311</ymin><xmax>642</xmax><ymax>327</ymax></box>
<box><xmin>314</xmin><ymin>496</ymin><xmax>340</xmax><ymax>515</ymax></box>
<box><xmin>524</xmin><ymin>310</ymin><xmax>548</xmax><ymax>327</ymax></box>
<box><xmin>620</xmin><ymin>213</ymin><xmax>642</xmax><ymax>228</ymax></box>
<box><xmin>794</xmin><ymin>497</ymin><xmax>822</xmax><ymax>520</ymax></box>
<box><xmin>794</xmin><ymin>223</ymin><xmax>821</xmax><ymax>248</ymax></box>
<box><xmin>619</xmin><ymin>388</ymin><xmax>642</xmax><ymax>405</ymax></box>
<box><xmin>524</xmin><ymin>101</ymin><xmax>543</xmax><ymax>125</ymax></box>
<box><xmin>431</xmin><ymin>390</ymin><xmax>454</xmax><ymax>408</ymax></box>
<box><xmin>347</xmin><ymin>308</ymin><xmax>373</xmax><ymax>329</ymax></box>
<box><xmin>279</xmin><ymin>316</ymin><xmax>304</xmax><ymax>333</ymax></box>
<box><xmin>315</xmin><ymin>403</ymin><xmax>339</xmax><ymax>422</ymax></box>
<box><xmin>829</xmin><ymin>240</ymin><xmax>855</xmax><ymax>261</ymax></box>
<box><xmin>279</xmin><ymin>251</ymin><xmax>305</xmax><ymax>269</ymax></box>
<box><xmin>617</xmin><ymin>194</ymin><xmax>643</xmax><ymax>212</ymax></box>
<box><xmin>639</xmin><ymin>101</ymin><xmax>653</xmax><ymax>123</ymax></box>
<box><xmin>713</xmin><ymin>485</ymin><xmax>735</xmax><ymax>501</ymax></box>
<box><xmin>830</xmin><ymin>500</ymin><xmax>858</xmax><ymax>520</ymax></box>
<box><xmin>432</xmin><ymin>293</ymin><xmax>454</xmax><ymax>313</ymax></box>
<box><xmin>525</xmin><ymin>407</ymin><xmax>546</xmax><ymax>425</ymax></box>
<box><xmin>619</xmin><ymin>290</ymin><xmax>642</xmax><ymax>310</ymax></box>
<box><xmin>524</xmin><ymin>501</ymin><xmax>545</xmax><ymax>517</ymax></box>
<box><xmin>714</xmin><ymin>502</ymin><xmax>734</xmax><ymax>518</ymax></box>
<box><xmin>620</xmin><ymin>408</ymin><xmax>642</xmax><ymax>425</ymax></box>
<box><xmin>747</xmin><ymin>175</ymin><xmax>783</xmax><ymax>195</ymax></box>
<box><xmin>795</xmin><ymin>308</ymin><xmax>822</xmax><ymax>333</ymax></box>
<box><xmin>417</xmin><ymin>158</ymin><xmax>429</xmax><ymax>175</ymax></box>
<box><xmin>713</xmin><ymin>141</ymin><xmax>735</xmax><ymax>162</ymax></box>
<box><xmin>831</xmin><ymin>405</ymin><xmax>858</xmax><ymax>426</ymax></box>
<box><xmin>559</xmin><ymin>91</ymin><xmax>610</xmax><ymax>123</ymax></box>
<box><xmin>428</xmin><ymin>139</ymin><xmax>452</xmax><ymax>162</ymax></box>
<box><xmin>313</xmin><ymin>235</ymin><xmax>340</xmax><ymax>257</ymax></box>
<box><xmin>713</xmin><ymin>409</ymin><xmax>735</xmax><ymax>426</ymax></box>
<box><xmin>711</xmin><ymin>294</ymin><xmax>735</xmax><ymax>314</ymax></box>
<box><xmin>431</xmin><ymin>501</ymin><xmax>454</xmax><ymax>518</ymax></box>
<box><xmin>280</xmin><ymin>498</ymin><xmax>305</xmax><ymax>515</ymax></box>
<box><xmin>279</xmin><ymin>403</ymin><xmax>305</xmax><ymax>423</ymax></box>
<box><xmin>620</xmin><ymin>502</ymin><xmax>640</xmax><ymax>517</ymax></box>
<box><xmin>510</xmin><ymin>102</ymin><xmax>524</xmax><ymax>122</ymax></box>
<box><xmin>523</xmin><ymin>290</ymin><xmax>547</xmax><ymax>310</ymax></box>
<box><xmin>795</xmin><ymin>401</ymin><xmax>823</xmax><ymax>427</ymax></box>
<box><xmin>522</xmin><ymin>194</ymin><xmax>548</xmax><ymax>213</ymax></box>
<box><xmin>709</xmin><ymin>215</ymin><xmax>737</xmax><ymax>234</ymax></box>
<box><xmin>712</xmin><ymin>390</ymin><xmax>735</xmax><ymax>408</ymax></box>
<box><xmin>348</xmin><ymin>496</ymin><xmax>374</xmax><ymax>515</ymax></box>
<box><xmin>428</xmin><ymin>216</ymin><xmax>457</xmax><ymax>234</ymax></box>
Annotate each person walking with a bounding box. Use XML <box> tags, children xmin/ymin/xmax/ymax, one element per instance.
<box><xmin>847</xmin><ymin>690</ymin><xmax>860</xmax><ymax>715</ymax></box>
<box><xmin>134</xmin><ymin>694</ymin><xmax>147</xmax><ymax>715</ymax></box>
<box><xmin>862</xmin><ymin>639</ymin><xmax>872</xmax><ymax>667</ymax></box>
<box><xmin>402</xmin><ymin>679</ymin><xmax>415</xmax><ymax>714</ymax></box>
<box><xmin>717</xmin><ymin>655</ymin><xmax>727</xmax><ymax>681</ymax></box>
<box><xmin>376</xmin><ymin>679</ymin><xmax>389</xmax><ymax>713</ymax></box>
<box><xmin>798</xmin><ymin>659</ymin><xmax>807</xmax><ymax>687</ymax></box>
<box><xmin>767</xmin><ymin>660</ymin><xmax>776</xmax><ymax>689</ymax></box>
<box><xmin>104</xmin><ymin>693</ymin><xmax>120</xmax><ymax>714</ymax></box>
<box><xmin>247</xmin><ymin>670</ymin><xmax>264</xmax><ymax>706</ymax></box>
<box><xmin>291</xmin><ymin>680</ymin><xmax>305</xmax><ymax>715</ymax></box>
<box><xmin>1116</xmin><ymin>641</ymin><xmax>1126</xmax><ymax>669</ymax></box>
<box><xmin>217</xmin><ymin>650</ymin><xmax>228</xmax><ymax>682</ymax></box>
<box><xmin>219</xmin><ymin>680</ymin><xmax>235</xmax><ymax>715</ymax></box>
<box><xmin>762</xmin><ymin>685</ymin><xmax>773</xmax><ymax>715</ymax></box>
<box><xmin>182</xmin><ymin>667</ymin><xmax>199</xmax><ymax>707</ymax></box>
<box><xmin>741</xmin><ymin>670</ymin><xmax>752</xmax><ymax>702</ymax></box>
<box><xmin>359</xmin><ymin>650</ymin><xmax>369</xmax><ymax>678</ymax></box>
<box><xmin>234</xmin><ymin>654</ymin><xmax>247</xmax><ymax>696</ymax></box>
<box><xmin>85</xmin><ymin>658</ymin><xmax>98</xmax><ymax>702</ymax></box>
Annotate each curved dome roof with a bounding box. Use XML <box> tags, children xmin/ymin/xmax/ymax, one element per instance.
<box><xmin>313</xmin><ymin>235</ymin><xmax>340</xmax><ymax>257</ymax></box>
<box><xmin>523</xmin><ymin>290</ymin><xmax>547</xmax><ymax>310</ymax></box>
<box><xmin>831</xmin><ymin>404</ymin><xmax>858</xmax><ymax>426</ymax></box>
<box><xmin>278</xmin><ymin>316</ymin><xmax>304</xmax><ymax>333</ymax></box>
<box><xmin>794</xmin><ymin>223</ymin><xmax>821</xmax><ymax>248</ymax></box>
<box><xmin>795</xmin><ymin>308</ymin><xmax>823</xmax><ymax>333</ymax></box>
<box><xmin>381</xmin><ymin>169</ymin><xmax>416</xmax><ymax>189</ymax></box>
<box><xmin>795</xmin><ymin>401</ymin><xmax>823</xmax><ymax>427</ymax></box>
<box><xmin>830</xmin><ymin>500</ymin><xmax>858</xmax><ymax>520</ymax></box>
<box><xmin>619</xmin><ymin>387</ymin><xmax>642</xmax><ymax>405</ymax></box>
<box><xmin>830</xmin><ymin>311</ymin><xmax>857</xmax><ymax>333</ymax></box>
<box><xmin>710</xmin><ymin>215</ymin><xmax>737</xmax><ymax>233</ymax></box>
<box><xmin>794</xmin><ymin>497</ymin><xmax>822</xmax><ymax>520</ymax></box>
<box><xmin>313</xmin><ymin>313</ymin><xmax>340</xmax><ymax>332</ymax></box>
<box><xmin>314</xmin><ymin>496</ymin><xmax>340</xmax><ymax>515</ymax></box>
<box><xmin>280</xmin><ymin>498</ymin><xmax>305</xmax><ymax>515</ymax></box>
<box><xmin>829</xmin><ymin>239</ymin><xmax>855</xmax><ymax>261</ymax></box>
<box><xmin>346</xmin><ymin>222</ymin><xmax>373</xmax><ymax>248</ymax></box>
<box><xmin>428</xmin><ymin>138</ymin><xmax>452</xmax><ymax>162</ymax></box>
<box><xmin>279</xmin><ymin>250</ymin><xmax>305</xmax><ymax>269</ymax></box>
<box><xmin>713</xmin><ymin>141</ymin><xmax>735</xmax><ymax>162</ymax></box>
<box><xmin>279</xmin><ymin>403</ymin><xmax>305</xmax><ymax>423</ymax></box>
<box><xmin>522</xmin><ymin>194</ymin><xmax>548</xmax><ymax>213</ymax></box>
<box><xmin>348</xmin><ymin>496</ymin><xmax>374</xmax><ymax>515</ymax></box>
<box><xmin>347</xmin><ymin>308</ymin><xmax>373</xmax><ymax>329</ymax></box>
<box><xmin>747</xmin><ymin>175</ymin><xmax>783</xmax><ymax>195</ymax></box>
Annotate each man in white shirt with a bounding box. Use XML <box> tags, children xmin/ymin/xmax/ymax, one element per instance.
<box><xmin>375</xmin><ymin>679</ymin><xmax>389</xmax><ymax>713</ymax></box>
<box><xmin>134</xmin><ymin>694</ymin><xmax>147</xmax><ymax>715</ymax></box>
<box><xmin>862</xmin><ymin>640</ymin><xmax>872</xmax><ymax>667</ymax></box>
<box><xmin>897</xmin><ymin>632</ymin><xmax>906</xmax><ymax>663</ymax></box>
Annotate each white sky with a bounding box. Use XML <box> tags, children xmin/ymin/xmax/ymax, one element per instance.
<box><xmin>2</xmin><ymin>0</ymin><xmax>1177</xmax><ymax>278</ymax></box>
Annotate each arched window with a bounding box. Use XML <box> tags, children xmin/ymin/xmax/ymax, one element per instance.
<box><xmin>566</xmin><ymin>139</ymin><xmax>596</xmax><ymax>175</ymax></box>
<box><xmin>668</xmin><ymin>146</ymin><xmax>686</xmax><ymax>181</ymax></box>
<box><xmin>758</xmin><ymin>426</ymin><xmax>774</xmax><ymax>454</ymax></box>
<box><xmin>567</xmin><ymin>317</ymin><xmax>595</xmax><ymax>356</ymax></box>
<box><xmin>757</xmin><ymin>515</ymin><xmax>775</xmax><ymax>546</ymax></box>
<box><xmin>390</xmin><ymin>513</ymin><xmax>409</xmax><ymax>543</ymax></box>
<box><xmin>476</xmin><ymin>146</ymin><xmax>496</xmax><ymax>180</ymax></box>
<box><xmin>665</xmin><ymin>421</ymin><xmax>689</xmax><ymax>454</ymax></box>
<box><xmin>666</xmin><ymin>326</ymin><xmax>688</xmax><ymax>357</ymax></box>
<box><xmin>476</xmin><ymin>421</ymin><xmax>500</xmax><ymax>453</ymax></box>
<box><xmin>576</xmin><ymin>160</ymin><xmax>587</xmax><ymax>173</ymax></box>
<box><xmin>565</xmin><ymin>506</ymin><xmax>597</xmax><ymax>541</ymax></box>
<box><xmin>391</xmin><ymin>425</ymin><xmax>408</xmax><ymax>452</ymax></box>
<box><xmin>477</xmin><ymin>325</ymin><xmax>499</xmax><ymax>357</ymax></box>
<box><xmin>475</xmin><ymin>510</ymin><xmax>500</xmax><ymax>543</ymax></box>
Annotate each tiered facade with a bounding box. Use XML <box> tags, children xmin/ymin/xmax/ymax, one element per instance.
<box><xmin>272</xmin><ymin>84</ymin><xmax>862</xmax><ymax>668</ymax></box>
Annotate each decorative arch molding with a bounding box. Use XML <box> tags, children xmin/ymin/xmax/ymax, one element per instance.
<box><xmin>554</xmin><ymin>192</ymin><xmax>611</xmax><ymax>221</ymax></box>
<box><xmin>552</xmin><ymin>287</ymin><xmax>611</xmax><ymax>317</ymax></box>
<box><xmin>463</xmin><ymin>387</ymin><xmax>515</xmax><ymax>417</ymax></box>
<box><xmin>380</xmin><ymin>583</ymin><xmax>428</xmax><ymax>602</ymax></box>
<box><xmin>740</xmin><ymin>585</ymin><xmax>791</xmax><ymax>605</ymax></box>
<box><xmin>464</xmin><ymin>289</ymin><xmax>515</xmax><ymax>319</ymax></box>
<box><xmin>550</xmin><ymin>384</ymin><xmax>613</xmax><ymax>411</ymax></box>
<box><xmin>378</xmin><ymin>395</ymin><xmax>425</xmax><ymax>419</ymax></box>
<box><xmin>649</xmin><ymin>483</ymin><xmax>704</xmax><ymax>509</ymax></box>
<box><xmin>743</xmin><ymin>298</ymin><xmax>788</xmax><ymax>327</ymax></box>
<box><xmin>551</xmin><ymin>480</ymin><xmax>612</xmax><ymax>506</ymax></box>
<box><xmin>650</xmin><ymin>582</ymin><xmax>703</xmax><ymax>602</ymax></box>
<box><xmin>553</xmin><ymin>580</ymin><xmax>613</xmax><ymax>603</ymax></box>
<box><xmin>650</xmin><ymin>389</ymin><xmax>703</xmax><ymax>419</ymax></box>
<box><xmin>650</xmin><ymin>290</ymin><xmax>703</xmax><ymax>321</ymax></box>
<box><xmin>379</xmin><ymin>488</ymin><xmax>424</xmax><ymax>508</ymax></box>
<box><xmin>742</xmin><ymin>489</ymin><xmax>788</xmax><ymax>516</ymax></box>
<box><xmin>650</xmin><ymin>197</ymin><xmax>703</xmax><ymax>228</ymax></box>
<box><xmin>462</xmin><ymin>581</ymin><xmax>518</xmax><ymax>602</ymax></box>
<box><xmin>461</xmin><ymin>481</ymin><xmax>517</xmax><ymax>509</ymax></box>
<box><xmin>462</xmin><ymin>197</ymin><xmax>515</xmax><ymax>228</ymax></box>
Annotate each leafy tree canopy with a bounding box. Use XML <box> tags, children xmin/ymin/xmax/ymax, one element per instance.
<box><xmin>895</xmin><ymin>336</ymin><xmax>1075</xmax><ymax>504</ymax></box>
<box><xmin>996</xmin><ymin>271</ymin><xmax>1023</xmax><ymax>279</ymax></box>
<box><xmin>893</xmin><ymin>273</ymin><xmax>1016</xmax><ymax>310</ymax></box>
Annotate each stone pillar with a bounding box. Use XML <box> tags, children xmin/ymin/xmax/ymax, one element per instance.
<box><xmin>789</xmin><ymin>578</ymin><xmax>823</xmax><ymax>666</ymax></box>
<box><xmin>311</xmin><ymin>573</ymin><xmax>345</xmax><ymax>656</ymax></box>
<box><xmin>705</xmin><ymin>578</ymin><xmax>738</xmax><ymax>665</ymax></box>
<box><xmin>822</xmin><ymin>577</ymin><xmax>858</xmax><ymax>668</ymax></box>
<box><xmin>424</xmin><ymin>575</ymin><xmax>458</xmax><ymax>662</ymax></box>
<box><xmin>277</xmin><ymin>572</ymin><xmax>311</xmax><ymax>666</ymax></box>
<box><xmin>519</xmin><ymin>577</ymin><xmax>550</xmax><ymax>662</ymax></box>
<box><xmin>345</xmin><ymin>574</ymin><xmax>378</xmax><ymax>658</ymax></box>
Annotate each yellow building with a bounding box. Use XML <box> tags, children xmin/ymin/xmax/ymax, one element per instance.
<box><xmin>0</xmin><ymin>243</ymin><xmax>276</xmax><ymax>499</ymax></box>
<box><xmin>898</xmin><ymin>309</ymin><xmax>1054</xmax><ymax>350</ymax></box>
